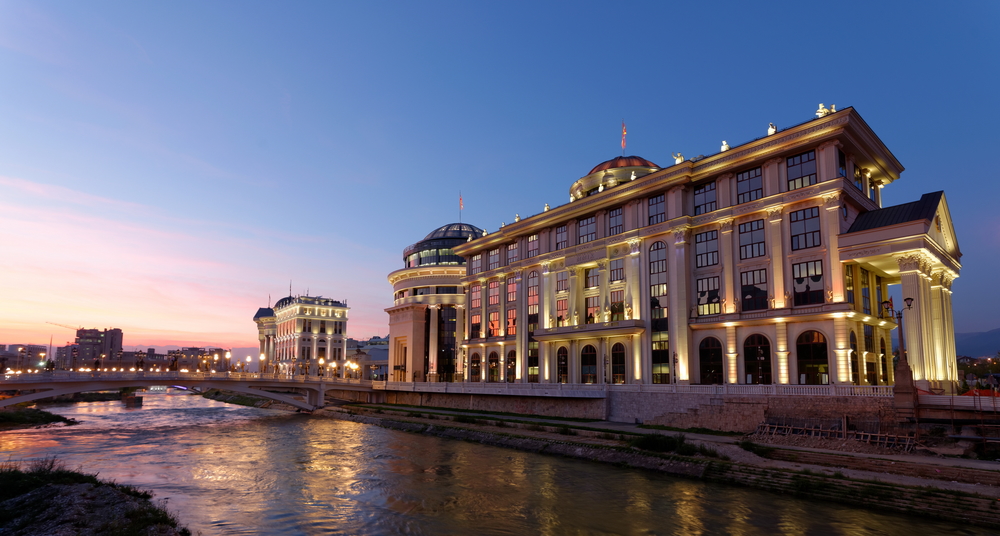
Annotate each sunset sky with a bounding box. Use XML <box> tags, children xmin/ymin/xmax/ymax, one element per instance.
<box><xmin>2</xmin><ymin>1</ymin><xmax>999</xmax><ymax>353</ymax></box>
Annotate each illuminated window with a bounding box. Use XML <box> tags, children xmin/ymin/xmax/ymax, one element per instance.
<box><xmin>611</xmin><ymin>290</ymin><xmax>624</xmax><ymax>321</ymax></box>
<box><xmin>737</xmin><ymin>167</ymin><xmax>763</xmax><ymax>204</ymax></box>
<box><xmin>488</xmin><ymin>248</ymin><xmax>500</xmax><ymax>270</ymax></box>
<box><xmin>696</xmin><ymin>277</ymin><xmax>721</xmax><ymax>315</ymax></box>
<box><xmin>608</xmin><ymin>207</ymin><xmax>623</xmax><ymax>235</ymax></box>
<box><xmin>526</xmin><ymin>234</ymin><xmax>539</xmax><ymax>257</ymax></box>
<box><xmin>506</xmin><ymin>276</ymin><xmax>517</xmax><ymax>303</ymax></box>
<box><xmin>578</xmin><ymin>216</ymin><xmax>596</xmax><ymax>244</ymax></box>
<box><xmin>845</xmin><ymin>265</ymin><xmax>855</xmax><ymax>306</ymax></box>
<box><xmin>790</xmin><ymin>207</ymin><xmax>821</xmax><ymax>250</ymax></box>
<box><xmin>507</xmin><ymin>242</ymin><xmax>518</xmax><ymax>263</ymax></box>
<box><xmin>792</xmin><ymin>261</ymin><xmax>824</xmax><ymax>305</ymax></box>
<box><xmin>470</xmin><ymin>254</ymin><xmax>482</xmax><ymax>275</ymax></box>
<box><xmin>860</xmin><ymin>268</ymin><xmax>871</xmax><ymax>314</ymax></box>
<box><xmin>648</xmin><ymin>194</ymin><xmax>665</xmax><ymax>225</ymax></box>
<box><xmin>694</xmin><ymin>182</ymin><xmax>717</xmax><ymax>215</ymax></box>
<box><xmin>694</xmin><ymin>230</ymin><xmax>719</xmax><ymax>267</ymax></box>
<box><xmin>470</xmin><ymin>283</ymin><xmax>481</xmax><ymax>309</ymax></box>
<box><xmin>585</xmin><ymin>296</ymin><xmax>600</xmax><ymax>324</ymax></box>
<box><xmin>488</xmin><ymin>311</ymin><xmax>500</xmax><ymax>337</ymax></box>
<box><xmin>470</xmin><ymin>314</ymin><xmax>481</xmax><ymax>339</ymax></box>
<box><xmin>506</xmin><ymin>308</ymin><xmax>516</xmax><ymax>336</ymax></box>
<box><xmin>555</xmin><ymin>225</ymin><xmax>567</xmax><ymax>249</ymax></box>
<box><xmin>738</xmin><ymin>219</ymin><xmax>766</xmax><ymax>259</ymax></box>
<box><xmin>585</xmin><ymin>267</ymin><xmax>599</xmax><ymax>288</ymax></box>
<box><xmin>488</xmin><ymin>280</ymin><xmax>500</xmax><ymax>306</ymax></box>
<box><xmin>527</xmin><ymin>271</ymin><xmax>539</xmax><ymax>332</ymax></box>
<box><xmin>556</xmin><ymin>299</ymin><xmax>568</xmax><ymax>327</ymax></box>
<box><xmin>787</xmin><ymin>150</ymin><xmax>817</xmax><ymax>190</ymax></box>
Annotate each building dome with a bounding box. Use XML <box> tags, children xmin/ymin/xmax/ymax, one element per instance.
<box><xmin>588</xmin><ymin>155</ymin><xmax>659</xmax><ymax>175</ymax></box>
<box><xmin>422</xmin><ymin>223</ymin><xmax>487</xmax><ymax>241</ymax></box>
<box><xmin>403</xmin><ymin>223</ymin><xmax>486</xmax><ymax>268</ymax></box>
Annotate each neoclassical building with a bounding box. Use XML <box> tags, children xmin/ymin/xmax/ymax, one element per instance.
<box><xmin>449</xmin><ymin>107</ymin><xmax>961</xmax><ymax>393</ymax></box>
<box><xmin>386</xmin><ymin>223</ymin><xmax>486</xmax><ymax>382</ymax></box>
<box><xmin>254</xmin><ymin>294</ymin><xmax>349</xmax><ymax>376</ymax></box>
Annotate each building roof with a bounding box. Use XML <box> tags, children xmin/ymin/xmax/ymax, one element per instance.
<box><xmin>422</xmin><ymin>223</ymin><xmax>486</xmax><ymax>241</ymax></box>
<box><xmin>846</xmin><ymin>191</ymin><xmax>943</xmax><ymax>234</ymax></box>
<box><xmin>253</xmin><ymin>307</ymin><xmax>274</xmax><ymax>320</ymax></box>
<box><xmin>587</xmin><ymin>155</ymin><xmax>659</xmax><ymax>175</ymax></box>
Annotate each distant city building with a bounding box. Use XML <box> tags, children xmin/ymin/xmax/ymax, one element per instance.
<box><xmin>254</xmin><ymin>295</ymin><xmax>349</xmax><ymax>376</ymax></box>
<box><xmin>71</xmin><ymin>328</ymin><xmax>123</xmax><ymax>368</ymax></box>
<box><xmin>165</xmin><ymin>347</ymin><xmax>231</xmax><ymax>371</ymax></box>
<box><xmin>386</xmin><ymin>223</ymin><xmax>486</xmax><ymax>382</ymax></box>
<box><xmin>347</xmin><ymin>336</ymin><xmax>389</xmax><ymax>380</ymax></box>
<box><xmin>447</xmin><ymin>107</ymin><xmax>962</xmax><ymax>393</ymax></box>
<box><xmin>0</xmin><ymin>344</ymin><xmax>47</xmax><ymax>371</ymax></box>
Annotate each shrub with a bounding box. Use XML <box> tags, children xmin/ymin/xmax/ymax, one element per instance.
<box><xmin>628</xmin><ymin>434</ymin><xmax>682</xmax><ymax>453</ymax></box>
<box><xmin>557</xmin><ymin>426</ymin><xmax>576</xmax><ymax>436</ymax></box>
<box><xmin>453</xmin><ymin>415</ymin><xmax>480</xmax><ymax>425</ymax></box>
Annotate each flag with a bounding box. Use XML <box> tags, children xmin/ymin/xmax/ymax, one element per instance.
<box><xmin>621</xmin><ymin>120</ymin><xmax>627</xmax><ymax>150</ymax></box>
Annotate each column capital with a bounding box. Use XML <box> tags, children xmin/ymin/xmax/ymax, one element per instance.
<box><xmin>627</xmin><ymin>237</ymin><xmax>642</xmax><ymax>255</ymax></box>
<box><xmin>818</xmin><ymin>139</ymin><xmax>842</xmax><ymax>151</ymax></box>
<box><xmin>672</xmin><ymin>225</ymin><xmax>691</xmax><ymax>245</ymax></box>
<box><xmin>767</xmin><ymin>206</ymin><xmax>783</xmax><ymax>221</ymax></box>
<box><xmin>823</xmin><ymin>192</ymin><xmax>843</xmax><ymax>207</ymax></box>
<box><xmin>719</xmin><ymin>218</ymin><xmax>735</xmax><ymax>232</ymax></box>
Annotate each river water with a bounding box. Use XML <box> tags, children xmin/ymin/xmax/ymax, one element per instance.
<box><xmin>1</xmin><ymin>392</ymin><xmax>993</xmax><ymax>536</ymax></box>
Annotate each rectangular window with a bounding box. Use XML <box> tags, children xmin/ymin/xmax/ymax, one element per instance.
<box><xmin>695</xmin><ymin>230</ymin><xmax>719</xmax><ymax>267</ymax></box>
<box><xmin>839</xmin><ymin>149</ymin><xmax>848</xmax><ymax>180</ymax></box>
<box><xmin>585</xmin><ymin>267</ymin><xmax>599</xmax><ymax>288</ymax></box>
<box><xmin>876</xmin><ymin>275</ymin><xmax>884</xmax><ymax>317</ymax></box>
<box><xmin>487</xmin><ymin>280</ymin><xmax>500</xmax><ymax>306</ymax></box>
<box><xmin>488</xmin><ymin>248</ymin><xmax>500</xmax><ymax>271</ymax></box>
<box><xmin>556</xmin><ymin>299</ymin><xmax>568</xmax><ymax>327</ymax></box>
<box><xmin>792</xmin><ymin>260</ymin><xmax>825</xmax><ymax>305</ymax></box>
<box><xmin>736</xmin><ymin>167</ymin><xmax>763</xmax><ymax>204</ymax></box>
<box><xmin>527</xmin><ymin>342</ymin><xmax>539</xmax><ymax>382</ymax></box>
<box><xmin>578</xmin><ymin>216</ymin><xmax>596</xmax><ymax>244</ymax></box>
<box><xmin>609</xmin><ymin>258</ymin><xmax>624</xmax><ymax>282</ymax></box>
<box><xmin>506</xmin><ymin>243</ymin><xmax>518</xmax><ymax>264</ymax></box>
<box><xmin>527</xmin><ymin>271</ymin><xmax>539</xmax><ymax>332</ymax></box>
<box><xmin>556</xmin><ymin>271</ymin><xmax>568</xmax><ymax>292</ymax></box>
<box><xmin>864</xmin><ymin>324</ymin><xmax>874</xmax><ymax>353</ymax></box>
<box><xmin>471</xmin><ymin>314</ymin><xmax>481</xmax><ymax>339</ymax></box>
<box><xmin>787</xmin><ymin>150</ymin><xmax>817</xmax><ymax>190</ymax></box>
<box><xmin>694</xmin><ymin>182</ymin><xmax>717</xmax><ymax>215</ymax></box>
<box><xmin>696</xmin><ymin>277</ymin><xmax>721</xmax><ymax>316</ymax></box>
<box><xmin>860</xmin><ymin>267</ymin><xmax>871</xmax><ymax>315</ymax></box>
<box><xmin>845</xmin><ymin>265</ymin><xmax>855</xmax><ymax>307</ymax></box>
<box><xmin>414</xmin><ymin>287</ymin><xmax>431</xmax><ymax>296</ymax></box>
<box><xmin>611</xmin><ymin>290</ymin><xmax>624</xmax><ymax>321</ymax></box>
<box><xmin>648</xmin><ymin>194</ymin><xmax>665</xmax><ymax>225</ymax></box>
<box><xmin>488</xmin><ymin>311</ymin><xmax>500</xmax><ymax>337</ymax></box>
<box><xmin>555</xmin><ymin>225</ymin><xmax>567</xmax><ymax>250</ymax></box>
<box><xmin>585</xmin><ymin>296</ymin><xmax>600</xmax><ymax>324</ymax></box>
<box><xmin>506</xmin><ymin>276</ymin><xmax>517</xmax><ymax>303</ymax></box>
<box><xmin>738</xmin><ymin>219</ymin><xmax>766</xmax><ymax>259</ymax></box>
<box><xmin>854</xmin><ymin>162</ymin><xmax>864</xmax><ymax>191</ymax></box>
<box><xmin>506</xmin><ymin>309</ymin><xmax>517</xmax><ymax>336</ymax></box>
<box><xmin>436</xmin><ymin>286</ymin><xmax>459</xmax><ymax>294</ymax></box>
<box><xmin>470</xmin><ymin>283</ymin><xmax>481</xmax><ymax>309</ymax></box>
<box><xmin>790</xmin><ymin>207</ymin><xmax>821</xmax><ymax>250</ymax></box>
<box><xmin>608</xmin><ymin>207</ymin><xmax>623</xmax><ymax>235</ymax></box>
<box><xmin>526</xmin><ymin>234</ymin><xmax>539</xmax><ymax>258</ymax></box>
<box><xmin>470</xmin><ymin>254</ymin><xmax>482</xmax><ymax>275</ymax></box>
<box><xmin>740</xmin><ymin>269</ymin><xmax>768</xmax><ymax>311</ymax></box>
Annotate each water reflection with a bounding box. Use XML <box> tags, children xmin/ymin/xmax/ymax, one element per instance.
<box><xmin>1</xmin><ymin>393</ymin><xmax>994</xmax><ymax>536</ymax></box>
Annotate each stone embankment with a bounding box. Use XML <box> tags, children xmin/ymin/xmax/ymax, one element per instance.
<box><xmin>321</xmin><ymin>405</ymin><xmax>1000</xmax><ymax>530</ymax></box>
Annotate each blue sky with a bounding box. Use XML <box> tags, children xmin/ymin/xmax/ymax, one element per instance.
<box><xmin>2</xmin><ymin>1</ymin><xmax>999</xmax><ymax>350</ymax></box>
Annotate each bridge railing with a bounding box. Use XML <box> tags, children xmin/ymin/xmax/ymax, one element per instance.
<box><xmin>0</xmin><ymin>370</ymin><xmax>373</xmax><ymax>386</ymax></box>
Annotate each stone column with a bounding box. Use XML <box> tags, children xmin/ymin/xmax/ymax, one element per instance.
<box><xmin>428</xmin><ymin>305</ymin><xmax>439</xmax><ymax>382</ymax></box>
<box><xmin>767</xmin><ymin>208</ymin><xmax>786</xmax><ymax>308</ymax></box>
<box><xmin>930</xmin><ymin>272</ymin><xmax>947</xmax><ymax>384</ymax></box>
<box><xmin>762</xmin><ymin>157</ymin><xmax>783</xmax><ymax>197</ymax></box>
<box><xmin>822</xmin><ymin>193</ymin><xmax>845</xmax><ymax>303</ymax></box>
<box><xmin>775</xmin><ymin>320</ymin><xmax>789</xmax><ymax>384</ymax></box>
<box><xmin>540</xmin><ymin>341</ymin><xmax>550</xmax><ymax>383</ymax></box>
<box><xmin>455</xmin><ymin>305</ymin><xmax>465</xmax><ymax>380</ymax></box>
<box><xmin>720</xmin><ymin>219</ymin><xmax>736</xmax><ymax>313</ymax></box>
<box><xmin>725</xmin><ymin>324</ymin><xmax>738</xmax><ymax>384</ymax></box>
<box><xmin>667</xmin><ymin>226</ymin><xmax>691</xmax><ymax>383</ymax></box>
<box><xmin>942</xmin><ymin>274</ymin><xmax>957</xmax><ymax>382</ymax></box>
<box><xmin>568</xmin><ymin>268</ymin><xmax>580</xmax><ymax>326</ymax></box>
<box><xmin>598</xmin><ymin>259</ymin><xmax>609</xmax><ymax>322</ymax></box>
<box><xmin>542</xmin><ymin>262</ymin><xmax>553</xmax><ymax>328</ymax></box>
<box><xmin>833</xmin><ymin>316</ymin><xmax>850</xmax><ymax>384</ymax></box>
<box><xmin>897</xmin><ymin>254</ymin><xmax>927</xmax><ymax>383</ymax></box>
<box><xmin>626</xmin><ymin>238</ymin><xmax>642</xmax><ymax>320</ymax></box>
<box><xmin>569</xmin><ymin>339</ymin><xmax>578</xmax><ymax>384</ymax></box>
<box><xmin>817</xmin><ymin>140</ymin><xmax>842</xmax><ymax>184</ymax></box>
<box><xmin>514</xmin><ymin>271</ymin><xmax>525</xmax><ymax>382</ymax></box>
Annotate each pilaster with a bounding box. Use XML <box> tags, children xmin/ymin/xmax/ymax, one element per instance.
<box><xmin>667</xmin><ymin>226</ymin><xmax>691</xmax><ymax>383</ymax></box>
<box><xmin>720</xmin><ymin>219</ymin><xmax>736</xmax><ymax>313</ymax></box>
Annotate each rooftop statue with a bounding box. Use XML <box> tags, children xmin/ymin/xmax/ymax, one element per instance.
<box><xmin>768</xmin><ymin>122</ymin><xmax>777</xmax><ymax>135</ymax></box>
<box><xmin>672</xmin><ymin>152</ymin><xmax>684</xmax><ymax>164</ymax></box>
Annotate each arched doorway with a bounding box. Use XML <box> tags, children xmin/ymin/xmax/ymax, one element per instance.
<box><xmin>488</xmin><ymin>352</ymin><xmax>499</xmax><ymax>382</ymax></box>
<box><xmin>506</xmin><ymin>350</ymin><xmax>516</xmax><ymax>383</ymax></box>
<box><xmin>581</xmin><ymin>345</ymin><xmax>597</xmax><ymax>384</ymax></box>
<box><xmin>699</xmin><ymin>337</ymin><xmax>724</xmax><ymax>384</ymax></box>
<box><xmin>469</xmin><ymin>353</ymin><xmax>481</xmax><ymax>382</ymax></box>
<box><xmin>557</xmin><ymin>347</ymin><xmax>568</xmax><ymax>384</ymax></box>
<box><xmin>850</xmin><ymin>331</ymin><xmax>859</xmax><ymax>385</ymax></box>
<box><xmin>796</xmin><ymin>331</ymin><xmax>829</xmax><ymax>385</ymax></box>
<box><xmin>743</xmin><ymin>334</ymin><xmax>772</xmax><ymax>384</ymax></box>
<box><xmin>611</xmin><ymin>343</ymin><xmax>626</xmax><ymax>384</ymax></box>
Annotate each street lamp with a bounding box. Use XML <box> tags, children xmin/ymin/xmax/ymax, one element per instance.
<box><xmin>259</xmin><ymin>353</ymin><xmax>266</xmax><ymax>374</ymax></box>
<box><xmin>319</xmin><ymin>358</ymin><xmax>325</xmax><ymax>377</ymax></box>
<box><xmin>245</xmin><ymin>356</ymin><xmax>251</xmax><ymax>372</ymax></box>
<box><xmin>882</xmin><ymin>297</ymin><xmax>914</xmax><ymax>376</ymax></box>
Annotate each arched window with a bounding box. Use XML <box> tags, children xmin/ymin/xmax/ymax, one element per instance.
<box><xmin>611</xmin><ymin>343</ymin><xmax>626</xmax><ymax>384</ymax></box>
<box><xmin>796</xmin><ymin>331</ymin><xmax>829</xmax><ymax>385</ymax></box>
<box><xmin>699</xmin><ymin>337</ymin><xmax>724</xmax><ymax>384</ymax></box>
<box><xmin>488</xmin><ymin>352</ymin><xmax>500</xmax><ymax>382</ymax></box>
<box><xmin>557</xmin><ymin>347</ymin><xmax>568</xmax><ymax>384</ymax></box>
<box><xmin>880</xmin><ymin>337</ymin><xmax>888</xmax><ymax>384</ymax></box>
<box><xmin>506</xmin><ymin>350</ymin><xmax>516</xmax><ymax>383</ymax></box>
<box><xmin>744</xmin><ymin>334</ymin><xmax>772</xmax><ymax>384</ymax></box>
<box><xmin>581</xmin><ymin>345</ymin><xmax>597</xmax><ymax>384</ymax></box>
<box><xmin>850</xmin><ymin>331</ymin><xmax>859</xmax><ymax>385</ymax></box>
<box><xmin>470</xmin><ymin>353</ymin><xmax>481</xmax><ymax>382</ymax></box>
<box><xmin>649</xmin><ymin>241</ymin><xmax>670</xmax><ymax>383</ymax></box>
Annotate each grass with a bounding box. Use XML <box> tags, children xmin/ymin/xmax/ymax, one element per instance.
<box><xmin>627</xmin><ymin>433</ymin><xmax>724</xmax><ymax>458</ymax></box>
<box><xmin>737</xmin><ymin>440</ymin><xmax>775</xmax><ymax>458</ymax></box>
<box><xmin>0</xmin><ymin>407</ymin><xmax>75</xmax><ymax>426</ymax></box>
<box><xmin>637</xmin><ymin>423</ymin><xmax>742</xmax><ymax>437</ymax></box>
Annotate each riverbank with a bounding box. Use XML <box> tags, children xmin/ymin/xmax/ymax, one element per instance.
<box><xmin>0</xmin><ymin>458</ymin><xmax>190</xmax><ymax>535</ymax></box>
<box><xmin>0</xmin><ymin>406</ymin><xmax>78</xmax><ymax>430</ymax></box>
<box><xmin>321</xmin><ymin>403</ymin><xmax>1000</xmax><ymax>529</ymax></box>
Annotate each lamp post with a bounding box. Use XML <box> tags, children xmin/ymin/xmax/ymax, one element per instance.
<box><xmin>319</xmin><ymin>358</ymin><xmax>325</xmax><ymax>377</ymax></box>
<box><xmin>259</xmin><ymin>353</ymin><xmax>266</xmax><ymax>374</ymax></box>
<box><xmin>882</xmin><ymin>297</ymin><xmax>914</xmax><ymax>378</ymax></box>
<box><xmin>17</xmin><ymin>347</ymin><xmax>24</xmax><ymax>372</ymax></box>
<box><xmin>245</xmin><ymin>356</ymin><xmax>251</xmax><ymax>373</ymax></box>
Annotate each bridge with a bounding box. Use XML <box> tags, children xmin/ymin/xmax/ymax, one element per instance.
<box><xmin>0</xmin><ymin>371</ymin><xmax>377</xmax><ymax>411</ymax></box>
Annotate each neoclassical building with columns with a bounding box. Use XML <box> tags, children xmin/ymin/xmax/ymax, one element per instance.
<box><xmin>448</xmin><ymin>106</ymin><xmax>961</xmax><ymax>394</ymax></box>
<box><xmin>254</xmin><ymin>294</ymin><xmax>349</xmax><ymax>376</ymax></box>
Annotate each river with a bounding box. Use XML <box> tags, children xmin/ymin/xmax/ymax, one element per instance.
<box><xmin>1</xmin><ymin>391</ymin><xmax>994</xmax><ymax>535</ymax></box>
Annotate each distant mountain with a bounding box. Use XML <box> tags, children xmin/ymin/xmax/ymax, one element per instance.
<box><xmin>955</xmin><ymin>328</ymin><xmax>1000</xmax><ymax>357</ymax></box>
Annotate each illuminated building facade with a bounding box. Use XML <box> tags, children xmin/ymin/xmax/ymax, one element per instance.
<box><xmin>255</xmin><ymin>295</ymin><xmax>349</xmax><ymax>376</ymax></box>
<box><xmin>386</xmin><ymin>223</ymin><xmax>486</xmax><ymax>382</ymax></box>
<box><xmin>450</xmin><ymin>107</ymin><xmax>962</xmax><ymax>393</ymax></box>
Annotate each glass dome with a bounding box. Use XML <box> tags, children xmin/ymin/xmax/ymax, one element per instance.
<box><xmin>403</xmin><ymin>223</ymin><xmax>486</xmax><ymax>268</ymax></box>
